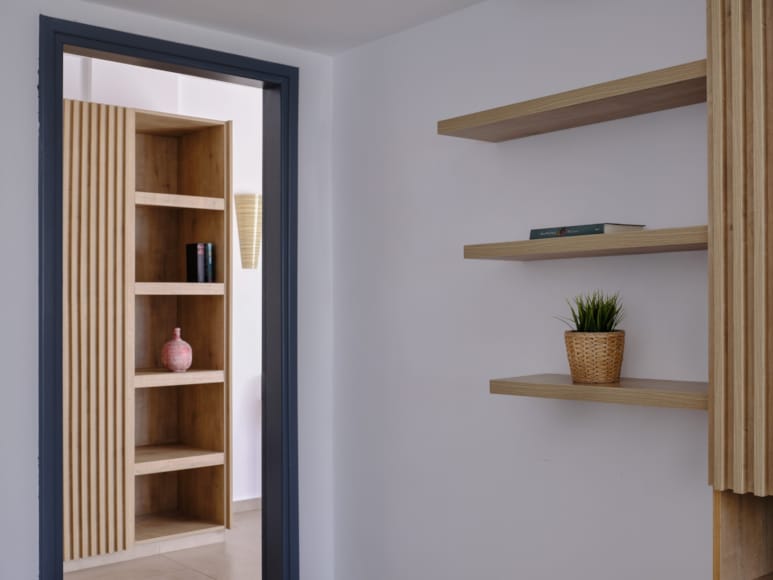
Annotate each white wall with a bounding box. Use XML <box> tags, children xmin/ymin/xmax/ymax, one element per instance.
<box><xmin>332</xmin><ymin>1</ymin><xmax>709</xmax><ymax>579</ymax></box>
<box><xmin>64</xmin><ymin>56</ymin><xmax>266</xmax><ymax>501</ymax></box>
<box><xmin>0</xmin><ymin>3</ymin><xmax>333</xmax><ymax>579</ymax></box>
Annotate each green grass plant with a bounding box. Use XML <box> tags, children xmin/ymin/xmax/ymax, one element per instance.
<box><xmin>560</xmin><ymin>290</ymin><xmax>623</xmax><ymax>332</ymax></box>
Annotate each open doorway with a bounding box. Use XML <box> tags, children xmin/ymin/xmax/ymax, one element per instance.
<box><xmin>39</xmin><ymin>16</ymin><xmax>299</xmax><ymax>580</ymax></box>
<box><xmin>59</xmin><ymin>54</ymin><xmax>264</xmax><ymax>578</ymax></box>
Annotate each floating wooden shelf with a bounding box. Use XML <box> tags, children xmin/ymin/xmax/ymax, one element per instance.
<box><xmin>135</xmin><ymin>513</ymin><xmax>223</xmax><ymax>543</ymax></box>
<box><xmin>134</xmin><ymin>369</ymin><xmax>225</xmax><ymax>389</ymax></box>
<box><xmin>464</xmin><ymin>226</ymin><xmax>707</xmax><ymax>261</ymax></box>
<box><xmin>438</xmin><ymin>60</ymin><xmax>707</xmax><ymax>142</ymax></box>
<box><xmin>135</xmin><ymin>282</ymin><xmax>225</xmax><ymax>296</ymax></box>
<box><xmin>135</xmin><ymin>444</ymin><xmax>224</xmax><ymax>475</ymax></box>
<box><xmin>135</xmin><ymin>191</ymin><xmax>225</xmax><ymax>211</ymax></box>
<box><xmin>491</xmin><ymin>374</ymin><xmax>708</xmax><ymax>410</ymax></box>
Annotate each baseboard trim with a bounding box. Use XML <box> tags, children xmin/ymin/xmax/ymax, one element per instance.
<box><xmin>233</xmin><ymin>497</ymin><xmax>262</xmax><ymax>513</ymax></box>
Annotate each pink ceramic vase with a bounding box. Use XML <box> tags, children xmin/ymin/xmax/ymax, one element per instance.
<box><xmin>161</xmin><ymin>327</ymin><xmax>192</xmax><ymax>372</ymax></box>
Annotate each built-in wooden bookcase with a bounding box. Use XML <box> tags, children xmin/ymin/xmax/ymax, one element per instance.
<box><xmin>63</xmin><ymin>101</ymin><xmax>232</xmax><ymax>563</ymax></box>
<box><xmin>131</xmin><ymin>110</ymin><xmax>232</xmax><ymax>543</ymax></box>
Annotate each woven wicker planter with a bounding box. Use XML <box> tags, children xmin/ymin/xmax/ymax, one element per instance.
<box><xmin>564</xmin><ymin>330</ymin><xmax>625</xmax><ymax>384</ymax></box>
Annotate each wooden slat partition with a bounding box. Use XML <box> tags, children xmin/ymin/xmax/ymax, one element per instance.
<box><xmin>63</xmin><ymin>100</ymin><xmax>132</xmax><ymax>560</ymax></box>
<box><xmin>708</xmin><ymin>0</ymin><xmax>773</xmax><ymax>497</ymax></box>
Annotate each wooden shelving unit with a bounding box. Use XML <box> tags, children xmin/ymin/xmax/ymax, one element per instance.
<box><xmin>464</xmin><ymin>226</ymin><xmax>708</xmax><ymax>261</ymax></box>
<box><xmin>135</xmin><ymin>444</ymin><xmax>225</xmax><ymax>475</ymax></box>
<box><xmin>438</xmin><ymin>60</ymin><xmax>707</xmax><ymax>142</ymax></box>
<box><xmin>490</xmin><ymin>374</ymin><xmax>708</xmax><ymax>410</ymax></box>
<box><xmin>131</xmin><ymin>109</ymin><xmax>231</xmax><ymax>544</ymax></box>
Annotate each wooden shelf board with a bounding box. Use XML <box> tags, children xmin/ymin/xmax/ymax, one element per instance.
<box><xmin>464</xmin><ymin>226</ymin><xmax>707</xmax><ymax>261</ymax></box>
<box><xmin>135</xmin><ymin>512</ymin><xmax>223</xmax><ymax>543</ymax></box>
<box><xmin>135</xmin><ymin>282</ymin><xmax>225</xmax><ymax>296</ymax></box>
<box><xmin>135</xmin><ymin>109</ymin><xmax>224</xmax><ymax>136</ymax></box>
<box><xmin>135</xmin><ymin>191</ymin><xmax>225</xmax><ymax>210</ymax></box>
<box><xmin>438</xmin><ymin>60</ymin><xmax>707</xmax><ymax>142</ymax></box>
<box><xmin>134</xmin><ymin>369</ymin><xmax>225</xmax><ymax>389</ymax></box>
<box><xmin>135</xmin><ymin>444</ymin><xmax>224</xmax><ymax>475</ymax></box>
<box><xmin>491</xmin><ymin>374</ymin><xmax>708</xmax><ymax>410</ymax></box>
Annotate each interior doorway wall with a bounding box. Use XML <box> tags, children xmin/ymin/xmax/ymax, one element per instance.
<box><xmin>39</xmin><ymin>16</ymin><xmax>299</xmax><ymax>580</ymax></box>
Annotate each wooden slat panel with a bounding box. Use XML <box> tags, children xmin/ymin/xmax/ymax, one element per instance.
<box><xmin>97</xmin><ymin>104</ymin><xmax>108</xmax><ymax>555</ymax></box>
<box><xmin>88</xmin><ymin>101</ymin><xmax>98</xmax><ymax>556</ymax></box>
<box><xmin>124</xmin><ymin>109</ymin><xmax>136</xmax><ymax>548</ymax></box>
<box><xmin>63</xmin><ymin>99</ymin><xmax>73</xmax><ymax>562</ymax></box>
<box><xmin>78</xmin><ymin>100</ymin><xmax>90</xmax><ymax>558</ymax></box>
<box><xmin>70</xmin><ymin>100</ymin><xmax>83</xmax><ymax>560</ymax></box>
<box><xmin>751</xmin><ymin>0</ymin><xmax>768</xmax><ymax>497</ymax></box>
<box><xmin>709</xmin><ymin>0</ymin><xmax>773</xmax><ymax>497</ymax></box>
<box><xmin>63</xmin><ymin>100</ymin><xmax>131</xmax><ymax>560</ymax></box>
<box><xmin>105</xmin><ymin>105</ymin><xmax>116</xmax><ymax>554</ymax></box>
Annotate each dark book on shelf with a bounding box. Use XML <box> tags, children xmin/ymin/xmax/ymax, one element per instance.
<box><xmin>186</xmin><ymin>242</ymin><xmax>215</xmax><ymax>282</ymax></box>
<box><xmin>529</xmin><ymin>223</ymin><xmax>645</xmax><ymax>240</ymax></box>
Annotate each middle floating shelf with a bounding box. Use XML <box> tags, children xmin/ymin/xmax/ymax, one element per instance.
<box><xmin>464</xmin><ymin>226</ymin><xmax>707</xmax><ymax>261</ymax></box>
<box><xmin>491</xmin><ymin>374</ymin><xmax>708</xmax><ymax>410</ymax></box>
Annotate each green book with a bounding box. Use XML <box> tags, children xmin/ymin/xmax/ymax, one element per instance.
<box><xmin>529</xmin><ymin>223</ymin><xmax>645</xmax><ymax>240</ymax></box>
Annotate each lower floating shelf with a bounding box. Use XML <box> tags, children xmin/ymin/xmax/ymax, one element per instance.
<box><xmin>135</xmin><ymin>513</ymin><xmax>223</xmax><ymax>543</ymax></box>
<box><xmin>490</xmin><ymin>374</ymin><xmax>708</xmax><ymax>410</ymax></box>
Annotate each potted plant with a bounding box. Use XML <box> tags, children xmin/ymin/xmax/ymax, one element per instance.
<box><xmin>560</xmin><ymin>290</ymin><xmax>625</xmax><ymax>384</ymax></box>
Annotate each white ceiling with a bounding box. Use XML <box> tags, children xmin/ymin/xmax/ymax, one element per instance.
<box><xmin>84</xmin><ymin>0</ymin><xmax>487</xmax><ymax>54</ymax></box>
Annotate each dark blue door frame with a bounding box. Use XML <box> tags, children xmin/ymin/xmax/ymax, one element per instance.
<box><xmin>38</xmin><ymin>16</ymin><xmax>298</xmax><ymax>580</ymax></box>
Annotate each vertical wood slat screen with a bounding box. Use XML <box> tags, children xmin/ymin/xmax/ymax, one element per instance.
<box><xmin>63</xmin><ymin>100</ymin><xmax>131</xmax><ymax>559</ymax></box>
<box><xmin>709</xmin><ymin>0</ymin><xmax>773</xmax><ymax>496</ymax></box>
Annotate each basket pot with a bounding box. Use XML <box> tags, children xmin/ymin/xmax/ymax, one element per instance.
<box><xmin>564</xmin><ymin>330</ymin><xmax>625</xmax><ymax>384</ymax></box>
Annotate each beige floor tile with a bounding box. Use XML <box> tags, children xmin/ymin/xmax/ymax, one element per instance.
<box><xmin>163</xmin><ymin>513</ymin><xmax>261</xmax><ymax>580</ymax></box>
<box><xmin>63</xmin><ymin>554</ymin><xmax>212</xmax><ymax>580</ymax></box>
<box><xmin>65</xmin><ymin>511</ymin><xmax>261</xmax><ymax>580</ymax></box>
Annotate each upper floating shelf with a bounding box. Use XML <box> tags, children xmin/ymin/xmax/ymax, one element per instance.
<box><xmin>437</xmin><ymin>60</ymin><xmax>707</xmax><ymax>142</ymax></box>
<box><xmin>464</xmin><ymin>226</ymin><xmax>707</xmax><ymax>261</ymax></box>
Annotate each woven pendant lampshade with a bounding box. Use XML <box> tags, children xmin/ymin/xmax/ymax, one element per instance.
<box><xmin>234</xmin><ymin>193</ymin><xmax>263</xmax><ymax>269</ymax></box>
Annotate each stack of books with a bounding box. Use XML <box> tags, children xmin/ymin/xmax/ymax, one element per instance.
<box><xmin>186</xmin><ymin>242</ymin><xmax>215</xmax><ymax>282</ymax></box>
<box><xmin>529</xmin><ymin>223</ymin><xmax>644</xmax><ymax>240</ymax></box>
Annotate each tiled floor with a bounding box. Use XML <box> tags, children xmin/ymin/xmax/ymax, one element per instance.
<box><xmin>64</xmin><ymin>510</ymin><xmax>261</xmax><ymax>580</ymax></box>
